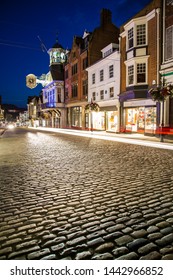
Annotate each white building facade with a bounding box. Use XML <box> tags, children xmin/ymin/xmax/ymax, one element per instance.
<box><xmin>86</xmin><ymin>43</ymin><xmax>120</xmax><ymax>132</ymax></box>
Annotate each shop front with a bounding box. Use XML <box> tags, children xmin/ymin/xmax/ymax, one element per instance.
<box><xmin>123</xmin><ymin>100</ymin><xmax>157</xmax><ymax>134</ymax></box>
<box><xmin>85</xmin><ymin>105</ymin><xmax>119</xmax><ymax>132</ymax></box>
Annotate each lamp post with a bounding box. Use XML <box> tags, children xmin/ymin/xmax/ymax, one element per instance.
<box><xmin>160</xmin><ymin>98</ymin><xmax>164</xmax><ymax>142</ymax></box>
<box><xmin>149</xmin><ymin>79</ymin><xmax>173</xmax><ymax>142</ymax></box>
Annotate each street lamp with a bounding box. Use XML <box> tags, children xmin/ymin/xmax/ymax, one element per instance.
<box><xmin>149</xmin><ymin>79</ymin><xmax>173</xmax><ymax>142</ymax></box>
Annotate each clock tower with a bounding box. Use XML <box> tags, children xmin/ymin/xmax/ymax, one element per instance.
<box><xmin>47</xmin><ymin>38</ymin><xmax>67</xmax><ymax>80</ymax></box>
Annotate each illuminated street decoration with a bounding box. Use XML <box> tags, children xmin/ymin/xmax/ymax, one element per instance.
<box><xmin>26</xmin><ymin>73</ymin><xmax>50</xmax><ymax>89</ymax></box>
<box><xmin>26</xmin><ymin>74</ymin><xmax>37</xmax><ymax>89</ymax></box>
<box><xmin>85</xmin><ymin>100</ymin><xmax>100</xmax><ymax>112</ymax></box>
<box><xmin>149</xmin><ymin>82</ymin><xmax>173</xmax><ymax>101</ymax></box>
<box><xmin>149</xmin><ymin>79</ymin><xmax>173</xmax><ymax>142</ymax></box>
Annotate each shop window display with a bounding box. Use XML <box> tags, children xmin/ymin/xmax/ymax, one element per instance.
<box><xmin>145</xmin><ymin>107</ymin><xmax>156</xmax><ymax>134</ymax></box>
<box><xmin>125</xmin><ymin>107</ymin><xmax>156</xmax><ymax>134</ymax></box>
<box><xmin>107</xmin><ymin>111</ymin><xmax>118</xmax><ymax>132</ymax></box>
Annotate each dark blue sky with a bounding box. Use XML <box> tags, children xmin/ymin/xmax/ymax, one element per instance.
<box><xmin>0</xmin><ymin>0</ymin><xmax>151</xmax><ymax>108</ymax></box>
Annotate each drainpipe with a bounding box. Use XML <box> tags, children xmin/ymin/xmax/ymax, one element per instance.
<box><xmin>118</xmin><ymin>35</ymin><xmax>122</xmax><ymax>132</ymax></box>
<box><xmin>156</xmin><ymin>8</ymin><xmax>160</xmax><ymax>86</ymax></box>
<box><xmin>162</xmin><ymin>0</ymin><xmax>165</xmax><ymax>63</ymax></box>
<box><xmin>156</xmin><ymin>7</ymin><xmax>162</xmax><ymax>129</ymax></box>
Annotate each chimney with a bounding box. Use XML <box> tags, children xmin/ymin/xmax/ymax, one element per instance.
<box><xmin>100</xmin><ymin>9</ymin><xmax>112</xmax><ymax>26</ymax></box>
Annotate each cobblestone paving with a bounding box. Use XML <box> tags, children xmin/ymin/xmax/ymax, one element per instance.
<box><xmin>0</xmin><ymin>129</ymin><xmax>173</xmax><ymax>260</ymax></box>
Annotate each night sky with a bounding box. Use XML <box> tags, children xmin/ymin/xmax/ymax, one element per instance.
<box><xmin>0</xmin><ymin>0</ymin><xmax>151</xmax><ymax>108</ymax></box>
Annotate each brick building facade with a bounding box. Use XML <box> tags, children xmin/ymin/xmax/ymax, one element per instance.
<box><xmin>119</xmin><ymin>0</ymin><xmax>162</xmax><ymax>135</ymax></box>
<box><xmin>65</xmin><ymin>9</ymin><xmax>119</xmax><ymax>130</ymax></box>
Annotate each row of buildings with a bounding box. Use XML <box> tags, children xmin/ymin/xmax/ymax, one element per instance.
<box><xmin>26</xmin><ymin>0</ymin><xmax>173</xmax><ymax>139</ymax></box>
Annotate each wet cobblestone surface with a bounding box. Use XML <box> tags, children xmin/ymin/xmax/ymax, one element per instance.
<box><xmin>0</xmin><ymin>129</ymin><xmax>173</xmax><ymax>260</ymax></box>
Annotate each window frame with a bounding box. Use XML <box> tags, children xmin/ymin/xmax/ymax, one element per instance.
<box><xmin>100</xmin><ymin>89</ymin><xmax>104</xmax><ymax>100</ymax></box>
<box><xmin>136</xmin><ymin>24</ymin><xmax>146</xmax><ymax>46</ymax></box>
<box><xmin>92</xmin><ymin>92</ymin><xmax>96</xmax><ymax>101</ymax></box>
<box><xmin>109</xmin><ymin>65</ymin><xmax>114</xmax><ymax>78</ymax></box>
<box><xmin>137</xmin><ymin>63</ymin><xmax>146</xmax><ymax>83</ymax></box>
<box><xmin>72</xmin><ymin>84</ymin><xmax>78</xmax><ymax>98</ymax></box>
<box><xmin>72</xmin><ymin>63</ymin><xmax>78</xmax><ymax>75</ymax></box>
<box><xmin>109</xmin><ymin>87</ymin><xmax>114</xmax><ymax>98</ymax></box>
<box><xmin>128</xmin><ymin>27</ymin><xmax>134</xmax><ymax>49</ymax></box>
<box><xmin>92</xmin><ymin>73</ymin><xmax>95</xmax><ymax>84</ymax></box>
<box><xmin>100</xmin><ymin>69</ymin><xmax>104</xmax><ymax>82</ymax></box>
<box><xmin>165</xmin><ymin>25</ymin><xmax>173</xmax><ymax>60</ymax></box>
<box><xmin>126</xmin><ymin>60</ymin><xmax>148</xmax><ymax>86</ymax></box>
<box><xmin>82</xmin><ymin>79</ymin><xmax>88</xmax><ymax>96</ymax></box>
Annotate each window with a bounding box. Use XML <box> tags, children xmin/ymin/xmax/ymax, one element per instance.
<box><xmin>128</xmin><ymin>65</ymin><xmax>134</xmax><ymax>85</ymax></box>
<box><xmin>100</xmin><ymin>69</ymin><xmax>104</xmax><ymax>82</ymax></box>
<box><xmin>109</xmin><ymin>87</ymin><xmax>114</xmax><ymax>98</ymax></box>
<box><xmin>100</xmin><ymin>90</ymin><xmax>104</xmax><ymax>100</ymax></box>
<box><xmin>104</xmin><ymin>49</ymin><xmax>112</xmax><ymax>58</ymax></box>
<box><xmin>82</xmin><ymin>57</ymin><xmax>88</xmax><ymax>70</ymax></box>
<box><xmin>48</xmin><ymin>89</ymin><xmax>55</xmax><ymax>107</ymax></box>
<box><xmin>128</xmin><ymin>28</ymin><xmax>134</xmax><ymax>49</ymax></box>
<box><xmin>165</xmin><ymin>25</ymin><xmax>173</xmax><ymax>60</ymax></box>
<box><xmin>72</xmin><ymin>84</ymin><xmax>78</xmax><ymax>98</ymax></box>
<box><xmin>65</xmin><ymin>89</ymin><xmax>68</xmax><ymax>100</ymax></box>
<box><xmin>137</xmin><ymin>63</ymin><xmax>146</xmax><ymax>83</ymax></box>
<box><xmin>92</xmin><ymin>92</ymin><xmax>96</xmax><ymax>101</ymax></box>
<box><xmin>109</xmin><ymin>65</ymin><xmax>114</xmax><ymax>78</ymax></box>
<box><xmin>92</xmin><ymin>73</ymin><xmax>95</xmax><ymax>84</ymax></box>
<box><xmin>71</xmin><ymin>107</ymin><xmax>82</xmax><ymax>127</ymax></box>
<box><xmin>72</xmin><ymin>63</ymin><xmax>78</xmax><ymax>75</ymax></box>
<box><xmin>137</xmin><ymin>24</ymin><xmax>146</xmax><ymax>46</ymax></box>
<box><xmin>57</xmin><ymin>88</ymin><xmax>61</xmax><ymax>103</ymax></box>
<box><xmin>82</xmin><ymin>80</ymin><xmax>88</xmax><ymax>96</ymax></box>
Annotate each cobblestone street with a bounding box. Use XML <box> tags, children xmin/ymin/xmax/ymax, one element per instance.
<box><xmin>0</xmin><ymin>128</ymin><xmax>173</xmax><ymax>260</ymax></box>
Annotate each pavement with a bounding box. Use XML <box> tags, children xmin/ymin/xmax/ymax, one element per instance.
<box><xmin>0</xmin><ymin>126</ymin><xmax>173</xmax><ymax>260</ymax></box>
<box><xmin>28</xmin><ymin>126</ymin><xmax>173</xmax><ymax>150</ymax></box>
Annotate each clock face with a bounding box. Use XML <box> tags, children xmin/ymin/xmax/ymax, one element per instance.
<box><xmin>26</xmin><ymin>74</ymin><xmax>37</xmax><ymax>89</ymax></box>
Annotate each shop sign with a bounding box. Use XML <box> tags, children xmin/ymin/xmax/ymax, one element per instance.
<box><xmin>124</xmin><ymin>99</ymin><xmax>156</xmax><ymax>107</ymax></box>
